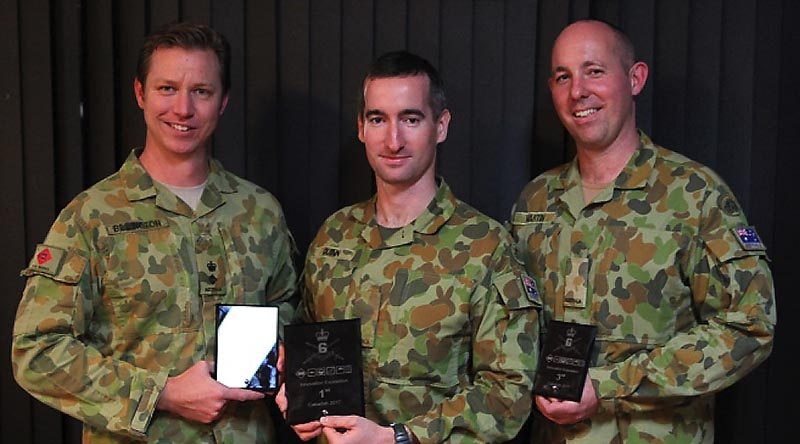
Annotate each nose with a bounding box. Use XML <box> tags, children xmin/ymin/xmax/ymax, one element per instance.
<box><xmin>570</xmin><ymin>76</ymin><xmax>588</xmax><ymax>100</ymax></box>
<box><xmin>386</xmin><ymin>120</ymin><xmax>404</xmax><ymax>152</ymax></box>
<box><xmin>173</xmin><ymin>90</ymin><xmax>195</xmax><ymax>117</ymax></box>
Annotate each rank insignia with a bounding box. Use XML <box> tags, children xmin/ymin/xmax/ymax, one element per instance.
<box><xmin>733</xmin><ymin>226</ymin><xmax>766</xmax><ymax>251</ymax></box>
<box><xmin>521</xmin><ymin>274</ymin><xmax>541</xmax><ymax>305</ymax></box>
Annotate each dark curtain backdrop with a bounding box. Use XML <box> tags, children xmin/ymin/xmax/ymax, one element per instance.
<box><xmin>1</xmin><ymin>1</ymin><xmax>796</xmax><ymax>443</ymax></box>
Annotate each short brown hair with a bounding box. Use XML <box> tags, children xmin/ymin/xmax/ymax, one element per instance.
<box><xmin>136</xmin><ymin>22</ymin><xmax>231</xmax><ymax>93</ymax></box>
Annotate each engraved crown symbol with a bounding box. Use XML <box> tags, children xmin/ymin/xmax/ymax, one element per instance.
<box><xmin>316</xmin><ymin>328</ymin><xmax>330</xmax><ymax>341</ymax></box>
<box><xmin>566</xmin><ymin>327</ymin><xmax>577</xmax><ymax>337</ymax></box>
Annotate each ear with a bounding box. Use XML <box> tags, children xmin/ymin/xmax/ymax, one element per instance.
<box><xmin>357</xmin><ymin>114</ymin><xmax>366</xmax><ymax>143</ymax></box>
<box><xmin>219</xmin><ymin>93</ymin><xmax>230</xmax><ymax>116</ymax></box>
<box><xmin>629</xmin><ymin>61</ymin><xmax>649</xmax><ymax>96</ymax></box>
<box><xmin>133</xmin><ymin>78</ymin><xmax>145</xmax><ymax>109</ymax></box>
<box><xmin>435</xmin><ymin>109</ymin><xmax>451</xmax><ymax>144</ymax></box>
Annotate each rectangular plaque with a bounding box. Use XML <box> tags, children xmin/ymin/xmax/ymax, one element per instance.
<box><xmin>214</xmin><ymin>304</ymin><xmax>279</xmax><ymax>393</ymax></box>
<box><xmin>533</xmin><ymin>320</ymin><xmax>597</xmax><ymax>402</ymax></box>
<box><xmin>284</xmin><ymin>319</ymin><xmax>365</xmax><ymax>424</ymax></box>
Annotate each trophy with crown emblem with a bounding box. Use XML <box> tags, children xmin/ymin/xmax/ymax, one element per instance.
<box><xmin>284</xmin><ymin>319</ymin><xmax>364</xmax><ymax>424</ymax></box>
<box><xmin>533</xmin><ymin>320</ymin><xmax>597</xmax><ymax>402</ymax></box>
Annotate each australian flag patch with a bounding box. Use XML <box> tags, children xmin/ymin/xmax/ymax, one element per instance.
<box><xmin>521</xmin><ymin>274</ymin><xmax>541</xmax><ymax>305</ymax></box>
<box><xmin>733</xmin><ymin>226</ymin><xmax>766</xmax><ymax>251</ymax></box>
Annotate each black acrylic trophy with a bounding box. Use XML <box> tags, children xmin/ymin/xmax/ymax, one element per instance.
<box><xmin>533</xmin><ymin>320</ymin><xmax>597</xmax><ymax>402</ymax></box>
<box><xmin>284</xmin><ymin>319</ymin><xmax>365</xmax><ymax>424</ymax></box>
<box><xmin>214</xmin><ymin>304</ymin><xmax>280</xmax><ymax>393</ymax></box>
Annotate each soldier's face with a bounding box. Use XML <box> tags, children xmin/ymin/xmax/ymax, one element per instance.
<box><xmin>134</xmin><ymin>47</ymin><xmax>228</xmax><ymax>159</ymax></box>
<box><xmin>358</xmin><ymin>75</ymin><xmax>450</xmax><ymax>188</ymax></box>
<box><xmin>549</xmin><ymin>22</ymin><xmax>646</xmax><ymax>152</ymax></box>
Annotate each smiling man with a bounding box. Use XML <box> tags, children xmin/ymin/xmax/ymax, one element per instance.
<box><xmin>12</xmin><ymin>23</ymin><xmax>298</xmax><ymax>443</ymax></box>
<box><xmin>278</xmin><ymin>51</ymin><xmax>540</xmax><ymax>444</ymax></box>
<box><xmin>510</xmin><ymin>20</ymin><xmax>776</xmax><ymax>443</ymax></box>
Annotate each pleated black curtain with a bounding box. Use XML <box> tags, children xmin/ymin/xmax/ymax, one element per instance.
<box><xmin>1</xmin><ymin>1</ymin><xmax>796</xmax><ymax>443</ymax></box>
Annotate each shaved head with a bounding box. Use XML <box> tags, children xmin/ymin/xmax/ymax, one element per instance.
<box><xmin>553</xmin><ymin>20</ymin><xmax>636</xmax><ymax>71</ymax></box>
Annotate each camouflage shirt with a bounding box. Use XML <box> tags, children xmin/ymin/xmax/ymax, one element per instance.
<box><xmin>511</xmin><ymin>132</ymin><xmax>776</xmax><ymax>443</ymax></box>
<box><xmin>299</xmin><ymin>180</ymin><xmax>540</xmax><ymax>443</ymax></box>
<box><xmin>12</xmin><ymin>150</ymin><xmax>298</xmax><ymax>443</ymax></box>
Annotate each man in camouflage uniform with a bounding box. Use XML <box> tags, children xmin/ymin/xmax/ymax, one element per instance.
<box><xmin>12</xmin><ymin>23</ymin><xmax>298</xmax><ymax>443</ymax></box>
<box><xmin>510</xmin><ymin>20</ymin><xmax>776</xmax><ymax>443</ymax></box>
<box><xmin>277</xmin><ymin>51</ymin><xmax>540</xmax><ymax>443</ymax></box>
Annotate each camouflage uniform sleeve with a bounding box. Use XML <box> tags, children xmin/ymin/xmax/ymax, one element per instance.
<box><xmin>405</xmin><ymin>237</ymin><xmax>540</xmax><ymax>443</ymax></box>
<box><xmin>589</xmin><ymin>184</ymin><xmax>776</xmax><ymax>403</ymax></box>
<box><xmin>12</xmin><ymin>213</ymin><xmax>168</xmax><ymax>438</ymax></box>
<box><xmin>266</xmin><ymin>211</ymin><xmax>300</xmax><ymax>336</ymax></box>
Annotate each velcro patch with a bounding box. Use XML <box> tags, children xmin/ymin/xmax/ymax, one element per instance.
<box><xmin>512</xmin><ymin>211</ymin><xmax>556</xmax><ymax>225</ymax></box>
<box><xmin>28</xmin><ymin>244</ymin><xmax>66</xmax><ymax>275</ymax></box>
<box><xmin>718</xmin><ymin>193</ymin><xmax>741</xmax><ymax>216</ymax></box>
<box><xmin>105</xmin><ymin>219</ymin><xmax>169</xmax><ymax>235</ymax></box>
<box><xmin>319</xmin><ymin>246</ymin><xmax>356</xmax><ymax>261</ymax></box>
<box><xmin>733</xmin><ymin>226</ymin><xmax>766</xmax><ymax>251</ymax></box>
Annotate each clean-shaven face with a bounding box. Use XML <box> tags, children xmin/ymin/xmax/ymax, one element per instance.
<box><xmin>358</xmin><ymin>75</ymin><xmax>450</xmax><ymax>188</ymax></box>
<box><xmin>549</xmin><ymin>21</ymin><xmax>644</xmax><ymax>152</ymax></box>
<box><xmin>134</xmin><ymin>47</ymin><xmax>228</xmax><ymax>158</ymax></box>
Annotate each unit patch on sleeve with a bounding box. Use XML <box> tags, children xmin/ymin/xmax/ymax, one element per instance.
<box><xmin>718</xmin><ymin>193</ymin><xmax>741</xmax><ymax>217</ymax></box>
<box><xmin>28</xmin><ymin>244</ymin><xmax>66</xmax><ymax>275</ymax></box>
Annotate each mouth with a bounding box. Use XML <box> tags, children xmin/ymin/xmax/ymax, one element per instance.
<box><xmin>167</xmin><ymin>122</ymin><xmax>192</xmax><ymax>132</ymax></box>
<box><xmin>573</xmin><ymin>107</ymin><xmax>600</xmax><ymax>118</ymax></box>
<box><xmin>380</xmin><ymin>154</ymin><xmax>411</xmax><ymax>165</ymax></box>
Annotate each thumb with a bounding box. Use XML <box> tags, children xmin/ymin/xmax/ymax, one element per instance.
<box><xmin>319</xmin><ymin>415</ymin><xmax>356</xmax><ymax>429</ymax></box>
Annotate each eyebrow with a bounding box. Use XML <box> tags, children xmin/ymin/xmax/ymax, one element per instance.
<box><xmin>551</xmin><ymin>60</ymin><xmax>606</xmax><ymax>76</ymax></box>
<box><xmin>365</xmin><ymin>108</ymin><xmax>426</xmax><ymax>118</ymax></box>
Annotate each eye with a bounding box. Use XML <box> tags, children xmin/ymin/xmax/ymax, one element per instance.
<box><xmin>367</xmin><ymin>116</ymin><xmax>384</xmax><ymax>125</ymax></box>
<box><xmin>403</xmin><ymin>117</ymin><xmax>421</xmax><ymax>125</ymax></box>
<box><xmin>194</xmin><ymin>88</ymin><xmax>211</xmax><ymax>97</ymax></box>
<box><xmin>588</xmin><ymin>68</ymin><xmax>604</xmax><ymax>77</ymax></box>
<box><xmin>554</xmin><ymin>73</ymin><xmax>569</xmax><ymax>84</ymax></box>
<box><xmin>157</xmin><ymin>85</ymin><xmax>176</xmax><ymax>93</ymax></box>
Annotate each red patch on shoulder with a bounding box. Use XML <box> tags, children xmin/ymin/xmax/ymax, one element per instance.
<box><xmin>37</xmin><ymin>248</ymin><xmax>53</xmax><ymax>265</ymax></box>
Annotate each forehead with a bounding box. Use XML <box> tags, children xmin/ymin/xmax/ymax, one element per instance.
<box><xmin>146</xmin><ymin>47</ymin><xmax>222</xmax><ymax>83</ymax></box>
<box><xmin>363</xmin><ymin>75</ymin><xmax>431</xmax><ymax>110</ymax></box>
<box><xmin>551</xmin><ymin>22</ymin><xmax>618</xmax><ymax>69</ymax></box>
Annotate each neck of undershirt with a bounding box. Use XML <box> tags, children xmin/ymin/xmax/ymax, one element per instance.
<box><xmin>160</xmin><ymin>180</ymin><xmax>208</xmax><ymax>211</ymax></box>
<box><xmin>581</xmin><ymin>178</ymin><xmax>613</xmax><ymax>205</ymax></box>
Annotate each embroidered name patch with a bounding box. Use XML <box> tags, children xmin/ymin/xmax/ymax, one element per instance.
<box><xmin>105</xmin><ymin>219</ymin><xmax>169</xmax><ymax>235</ymax></box>
<box><xmin>512</xmin><ymin>211</ymin><xmax>556</xmax><ymax>225</ymax></box>
<box><xmin>733</xmin><ymin>226</ymin><xmax>766</xmax><ymax>251</ymax></box>
<box><xmin>319</xmin><ymin>246</ymin><xmax>355</xmax><ymax>261</ymax></box>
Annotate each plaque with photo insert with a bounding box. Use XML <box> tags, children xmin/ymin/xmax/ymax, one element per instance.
<box><xmin>534</xmin><ymin>320</ymin><xmax>597</xmax><ymax>402</ymax></box>
<box><xmin>284</xmin><ymin>319</ymin><xmax>365</xmax><ymax>424</ymax></box>
<box><xmin>214</xmin><ymin>304</ymin><xmax>279</xmax><ymax>393</ymax></box>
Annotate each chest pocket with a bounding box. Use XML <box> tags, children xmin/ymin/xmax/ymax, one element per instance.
<box><xmin>512</xmin><ymin>217</ymin><xmax>560</xmax><ymax>272</ymax></box>
<box><xmin>307</xmin><ymin>246</ymin><xmax>360</xmax><ymax>321</ymax></box>
<box><xmin>512</xmin><ymin>218</ymin><xmax>561</xmax><ymax>314</ymax></box>
<box><xmin>590</xmin><ymin>226</ymin><xmax>692</xmax><ymax>345</ymax></box>
<box><xmin>374</xmin><ymin>269</ymin><xmax>473</xmax><ymax>388</ymax></box>
<box><xmin>102</xmin><ymin>225</ymin><xmax>195</xmax><ymax>337</ymax></box>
